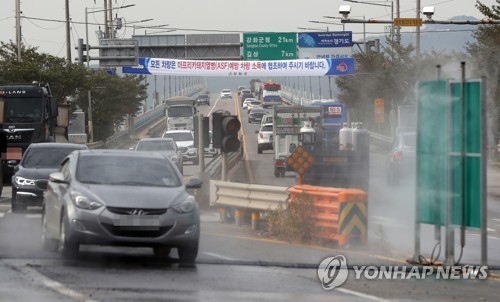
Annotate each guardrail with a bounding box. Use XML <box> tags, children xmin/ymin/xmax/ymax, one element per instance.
<box><xmin>210</xmin><ymin>180</ymin><xmax>289</xmax><ymax>227</ymax></box>
<box><xmin>205</xmin><ymin>151</ymin><xmax>242</xmax><ymax>180</ymax></box>
<box><xmin>368</xmin><ymin>131</ymin><xmax>393</xmax><ymax>153</ymax></box>
<box><xmin>86</xmin><ymin>86</ymin><xmax>207</xmax><ymax>149</ymax></box>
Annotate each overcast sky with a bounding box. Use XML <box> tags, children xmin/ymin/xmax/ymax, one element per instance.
<box><xmin>0</xmin><ymin>0</ymin><xmax>497</xmax><ymax>58</ymax></box>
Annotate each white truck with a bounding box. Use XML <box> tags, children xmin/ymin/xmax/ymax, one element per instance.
<box><xmin>164</xmin><ymin>96</ymin><xmax>197</xmax><ymax>131</ymax></box>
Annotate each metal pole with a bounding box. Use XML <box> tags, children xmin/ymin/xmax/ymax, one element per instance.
<box><xmin>459</xmin><ymin>62</ymin><xmax>466</xmax><ymax>263</ymax></box>
<box><xmin>416</xmin><ymin>0</ymin><xmax>421</xmax><ymax>59</ymax></box>
<box><xmin>85</xmin><ymin>8</ymin><xmax>90</xmax><ymax>69</ymax></box>
<box><xmin>16</xmin><ymin>0</ymin><xmax>21</xmax><ymax>62</ymax></box>
<box><xmin>88</xmin><ymin>90</ymin><xmax>93</xmax><ymax>143</ymax></box>
<box><xmin>309</xmin><ymin>77</ymin><xmax>313</xmax><ymax>100</ymax></box>
<box><xmin>445</xmin><ymin>73</ymin><xmax>454</xmax><ymax>266</ymax></box>
<box><xmin>169</xmin><ymin>76</ymin><xmax>172</xmax><ymax>98</ymax></box>
<box><xmin>198</xmin><ymin>114</ymin><xmax>205</xmax><ymax>171</ymax></box>
<box><xmin>65</xmin><ymin>0</ymin><xmax>71</xmax><ymax>65</ymax></box>
<box><xmin>318</xmin><ymin>76</ymin><xmax>322</xmax><ymax>99</ymax></box>
<box><xmin>222</xmin><ymin>153</ymin><xmax>228</xmax><ymax>181</ymax></box>
<box><xmin>435</xmin><ymin>65</ymin><xmax>442</xmax><ymax>243</ymax></box>
<box><xmin>328</xmin><ymin>76</ymin><xmax>333</xmax><ymax>100</ymax></box>
<box><xmin>108</xmin><ymin>0</ymin><xmax>113</xmax><ymax>38</ymax></box>
<box><xmin>481</xmin><ymin>76</ymin><xmax>488</xmax><ymax>266</ymax></box>
<box><xmin>396</xmin><ymin>0</ymin><xmax>401</xmax><ymax>44</ymax></box>
<box><xmin>363</xmin><ymin>16</ymin><xmax>367</xmax><ymax>54</ymax></box>
<box><xmin>103</xmin><ymin>0</ymin><xmax>109</xmax><ymax>39</ymax></box>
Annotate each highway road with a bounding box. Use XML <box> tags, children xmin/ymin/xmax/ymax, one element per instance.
<box><xmin>0</xmin><ymin>90</ymin><xmax>499</xmax><ymax>301</ymax></box>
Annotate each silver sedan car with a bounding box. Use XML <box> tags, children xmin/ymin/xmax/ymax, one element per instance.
<box><xmin>41</xmin><ymin>150</ymin><xmax>202</xmax><ymax>261</ymax></box>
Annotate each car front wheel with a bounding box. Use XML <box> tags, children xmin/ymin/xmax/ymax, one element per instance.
<box><xmin>178</xmin><ymin>241</ymin><xmax>199</xmax><ymax>263</ymax></box>
<box><xmin>58</xmin><ymin>213</ymin><xmax>79</xmax><ymax>258</ymax></box>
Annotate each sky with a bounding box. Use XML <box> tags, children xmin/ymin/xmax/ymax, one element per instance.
<box><xmin>0</xmin><ymin>0</ymin><xmax>497</xmax><ymax>59</ymax></box>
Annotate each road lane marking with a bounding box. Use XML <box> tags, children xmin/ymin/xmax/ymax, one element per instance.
<box><xmin>492</xmin><ymin>218</ymin><xmax>500</xmax><ymax>223</ymax></box>
<box><xmin>335</xmin><ymin>288</ymin><xmax>391</xmax><ymax>302</ymax></box>
<box><xmin>6</xmin><ymin>261</ymin><xmax>99</xmax><ymax>302</ymax></box>
<box><xmin>202</xmin><ymin>251</ymin><xmax>246</xmax><ymax>261</ymax></box>
<box><xmin>207</xmin><ymin>95</ymin><xmax>222</xmax><ymax>117</ymax></box>
<box><xmin>26</xmin><ymin>214</ymin><xmax>41</xmax><ymax>219</ymax></box>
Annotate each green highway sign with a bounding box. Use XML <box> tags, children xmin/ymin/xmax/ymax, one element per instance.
<box><xmin>243</xmin><ymin>33</ymin><xmax>297</xmax><ymax>61</ymax></box>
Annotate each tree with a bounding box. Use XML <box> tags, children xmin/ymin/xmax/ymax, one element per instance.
<box><xmin>467</xmin><ymin>1</ymin><xmax>500</xmax><ymax>139</ymax></box>
<box><xmin>0</xmin><ymin>41</ymin><xmax>148</xmax><ymax>142</ymax></box>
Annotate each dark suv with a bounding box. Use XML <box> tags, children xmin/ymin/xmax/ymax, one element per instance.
<box><xmin>197</xmin><ymin>94</ymin><xmax>210</xmax><ymax>106</ymax></box>
<box><xmin>11</xmin><ymin>143</ymin><xmax>88</xmax><ymax>212</ymax></box>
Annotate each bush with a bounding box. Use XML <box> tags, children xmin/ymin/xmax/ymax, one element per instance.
<box><xmin>265</xmin><ymin>192</ymin><xmax>316</xmax><ymax>243</ymax></box>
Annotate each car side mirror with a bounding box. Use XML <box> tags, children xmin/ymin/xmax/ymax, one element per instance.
<box><xmin>185</xmin><ymin>177</ymin><xmax>203</xmax><ymax>189</ymax></box>
<box><xmin>255</xmin><ymin>130</ymin><xmax>259</xmax><ymax>134</ymax></box>
<box><xmin>7</xmin><ymin>160</ymin><xmax>17</xmax><ymax>168</ymax></box>
<box><xmin>49</xmin><ymin>172</ymin><xmax>68</xmax><ymax>184</ymax></box>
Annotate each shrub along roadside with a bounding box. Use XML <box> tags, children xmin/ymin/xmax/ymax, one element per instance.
<box><xmin>265</xmin><ymin>192</ymin><xmax>317</xmax><ymax>243</ymax></box>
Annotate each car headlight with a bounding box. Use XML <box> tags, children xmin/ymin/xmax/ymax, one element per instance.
<box><xmin>188</xmin><ymin>145</ymin><xmax>194</xmax><ymax>148</ymax></box>
<box><xmin>14</xmin><ymin>176</ymin><xmax>36</xmax><ymax>186</ymax></box>
<box><xmin>172</xmin><ymin>196</ymin><xmax>196</xmax><ymax>214</ymax></box>
<box><xmin>70</xmin><ymin>191</ymin><xmax>103</xmax><ymax>210</ymax></box>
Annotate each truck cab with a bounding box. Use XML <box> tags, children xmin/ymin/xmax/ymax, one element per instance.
<box><xmin>165</xmin><ymin>96</ymin><xmax>197</xmax><ymax>131</ymax></box>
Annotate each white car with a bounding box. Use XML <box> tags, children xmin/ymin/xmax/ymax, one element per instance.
<box><xmin>162</xmin><ymin>130</ymin><xmax>199</xmax><ymax>165</ymax></box>
<box><xmin>246</xmin><ymin>100</ymin><xmax>263</xmax><ymax>113</ymax></box>
<box><xmin>256</xmin><ymin>123</ymin><xmax>273</xmax><ymax>154</ymax></box>
<box><xmin>220</xmin><ymin>89</ymin><xmax>232</xmax><ymax>99</ymax></box>
<box><xmin>242</xmin><ymin>98</ymin><xmax>257</xmax><ymax>110</ymax></box>
<box><xmin>260</xmin><ymin>114</ymin><xmax>273</xmax><ymax>128</ymax></box>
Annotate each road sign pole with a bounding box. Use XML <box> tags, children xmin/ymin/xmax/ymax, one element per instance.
<box><xmin>445</xmin><ymin>76</ymin><xmax>454</xmax><ymax>266</ymax></box>
<box><xmin>481</xmin><ymin>76</ymin><xmax>488</xmax><ymax>266</ymax></box>
<box><xmin>198</xmin><ymin>114</ymin><xmax>205</xmax><ymax>172</ymax></box>
<box><xmin>222</xmin><ymin>153</ymin><xmax>228</xmax><ymax>181</ymax></box>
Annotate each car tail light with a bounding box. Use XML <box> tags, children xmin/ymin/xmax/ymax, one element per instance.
<box><xmin>276</xmin><ymin>161</ymin><xmax>285</xmax><ymax>167</ymax></box>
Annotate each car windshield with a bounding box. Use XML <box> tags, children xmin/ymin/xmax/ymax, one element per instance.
<box><xmin>163</xmin><ymin>132</ymin><xmax>193</xmax><ymax>142</ymax></box>
<box><xmin>22</xmin><ymin>147</ymin><xmax>81</xmax><ymax>168</ymax></box>
<box><xmin>76</xmin><ymin>154</ymin><xmax>181</xmax><ymax>187</ymax></box>
<box><xmin>136</xmin><ymin>140</ymin><xmax>176</xmax><ymax>151</ymax></box>
<box><xmin>250</xmin><ymin>109</ymin><xmax>266</xmax><ymax>114</ymax></box>
<box><xmin>198</xmin><ymin>94</ymin><xmax>209</xmax><ymax>99</ymax></box>
<box><xmin>4</xmin><ymin>98</ymin><xmax>43</xmax><ymax>123</ymax></box>
<box><xmin>222</xmin><ymin>89</ymin><xmax>231</xmax><ymax>93</ymax></box>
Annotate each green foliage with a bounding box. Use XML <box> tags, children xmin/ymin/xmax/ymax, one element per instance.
<box><xmin>266</xmin><ymin>192</ymin><xmax>317</xmax><ymax>242</ymax></box>
<box><xmin>335</xmin><ymin>39</ymin><xmax>459</xmax><ymax>135</ymax></box>
<box><xmin>467</xmin><ymin>1</ymin><xmax>500</xmax><ymax>134</ymax></box>
<box><xmin>0</xmin><ymin>41</ymin><xmax>148</xmax><ymax>141</ymax></box>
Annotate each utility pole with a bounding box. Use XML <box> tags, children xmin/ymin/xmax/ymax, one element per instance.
<box><xmin>108</xmin><ymin>0</ymin><xmax>113</xmax><ymax>38</ymax></box>
<box><xmin>416</xmin><ymin>0</ymin><xmax>421</xmax><ymax>59</ymax></box>
<box><xmin>15</xmin><ymin>0</ymin><xmax>21</xmax><ymax>62</ymax></box>
<box><xmin>103</xmin><ymin>0</ymin><xmax>109</xmax><ymax>38</ymax></box>
<box><xmin>65</xmin><ymin>0</ymin><xmax>71</xmax><ymax>65</ymax></box>
<box><xmin>396</xmin><ymin>0</ymin><xmax>401</xmax><ymax>44</ymax></box>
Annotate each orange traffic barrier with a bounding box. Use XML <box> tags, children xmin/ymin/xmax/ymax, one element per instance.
<box><xmin>287</xmin><ymin>185</ymin><xmax>367</xmax><ymax>247</ymax></box>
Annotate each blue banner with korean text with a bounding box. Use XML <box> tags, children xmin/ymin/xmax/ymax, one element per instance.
<box><xmin>123</xmin><ymin>57</ymin><xmax>354</xmax><ymax>77</ymax></box>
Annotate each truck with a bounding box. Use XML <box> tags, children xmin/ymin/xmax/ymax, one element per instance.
<box><xmin>0</xmin><ymin>82</ymin><xmax>69</xmax><ymax>194</ymax></box>
<box><xmin>164</xmin><ymin>96</ymin><xmax>197</xmax><ymax>131</ymax></box>
<box><xmin>249</xmin><ymin>79</ymin><xmax>261</xmax><ymax>96</ymax></box>
<box><xmin>273</xmin><ymin>102</ymin><xmax>369</xmax><ymax>190</ymax></box>
<box><xmin>258</xmin><ymin>82</ymin><xmax>282</xmax><ymax>108</ymax></box>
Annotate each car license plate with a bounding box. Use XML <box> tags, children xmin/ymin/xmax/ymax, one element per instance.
<box><xmin>114</xmin><ymin>215</ymin><xmax>160</xmax><ymax>230</ymax></box>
